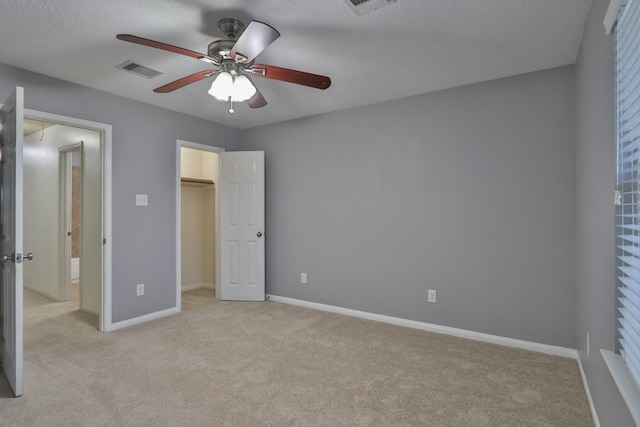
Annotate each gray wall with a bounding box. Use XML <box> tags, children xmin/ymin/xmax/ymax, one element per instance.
<box><xmin>575</xmin><ymin>0</ymin><xmax>634</xmax><ymax>425</ymax></box>
<box><xmin>242</xmin><ymin>66</ymin><xmax>577</xmax><ymax>348</ymax></box>
<box><xmin>0</xmin><ymin>63</ymin><xmax>240</xmax><ymax>322</ymax></box>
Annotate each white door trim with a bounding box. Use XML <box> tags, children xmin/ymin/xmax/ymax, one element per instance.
<box><xmin>25</xmin><ymin>108</ymin><xmax>112</xmax><ymax>332</ymax></box>
<box><xmin>175</xmin><ymin>140</ymin><xmax>224</xmax><ymax>310</ymax></box>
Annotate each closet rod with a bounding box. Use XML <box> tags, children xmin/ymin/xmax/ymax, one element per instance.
<box><xmin>181</xmin><ymin>177</ymin><xmax>214</xmax><ymax>185</ymax></box>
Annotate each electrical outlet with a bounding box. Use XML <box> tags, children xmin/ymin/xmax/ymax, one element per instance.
<box><xmin>428</xmin><ymin>290</ymin><xmax>437</xmax><ymax>303</ymax></box>
<box><xmin>136</xmin><ymin>194</ymin><xmax>148</xmax><ymax>206</ymax></box>
<box><xmin>301</xmin><ymin>273</ymin><xmax>307</xmax><ymax>284</ymax></box>
<box><xmin>136</xmin><ymin>283</ymin><xmax>144</xmax><ymax>296</ymax></box>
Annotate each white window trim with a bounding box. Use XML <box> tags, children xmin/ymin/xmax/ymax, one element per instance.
<box><xmin>602</xmin><ymin>350</ymin><xmax>640</xmax><ymax>424</ymax></box>
<box><xmin>605</xmin><ymin>0</ymin><xmax>624</xmax><ymax>34</ymax></box>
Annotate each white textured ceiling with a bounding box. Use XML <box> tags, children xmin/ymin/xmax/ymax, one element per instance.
<box><xmin>0</xmin><ymin>0</ymin><xmax>591</xmax><ymax>129</ymax></box>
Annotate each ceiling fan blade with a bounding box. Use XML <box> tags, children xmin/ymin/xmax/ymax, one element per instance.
<box><xmin>248</xmin><ymin>90</ymin><xmax>268</xmax><ymax>109</ymax></box>
<box><xmin>246</xmin><ymin>77</ymin><xmax>267</xmax><ymax>108</ymax></box>
<box><xmin>249</xmin><ymin>64</ymin><xmax>331</xmax><ymax>90</ymax></box>
<box><xmin>153</xmin><ymin>70</ymin><xmax>217</xmax><ymax>93</ymax></box>
<box><xmin>116</xmin><ymin>34</ymin><xmax>221</xmax><ymax>65</ymax></box>
<box><xmin>229</xmin><ymin>21</ymin><xmax>280</xmax><ymax>64</ymax></box>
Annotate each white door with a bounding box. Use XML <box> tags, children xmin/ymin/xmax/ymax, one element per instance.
<box><xmin>0</xmin><ymin>87</ymin><xmax>24</xmax><ymax>397</ymax></box>
<box><xmin>219</xmin><ymin>151</ymin><xmax>265</xmax><ymax>301</ymax></box>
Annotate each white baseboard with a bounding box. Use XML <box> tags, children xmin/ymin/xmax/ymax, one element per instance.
<box><xmin>181</xmin><ymin>282</ymin><xmax>215</xmax><ymax>292</ymax></box>
<box><xmin>181</xmin><ymin>283</ymin><xmax>202</xmax><ymax>292</ymax></box>
<box><xmin>266</xmin><ymin>294</ymin><xmax>577</xmax><ymax>359</ymax></box>
<box><xmin>80</xmin><ymin>306</ymin><xmax>99</xmax><ymax>317</ymax></box>
<box><xmin>577</xmin><ymin>353</ymin><xmax>601</xmax><ymax>427</ymax></box>
<box><xmin>109</xmin><ymin>307</ymin><xmax>179</xmax><ymax>331</ymax></box>
<box><xmin>24</xmin><ymin>284</ymin><xmax>63</xmax><ymax>302</ymax></box>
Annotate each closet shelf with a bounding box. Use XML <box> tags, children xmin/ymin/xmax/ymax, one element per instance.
<box><xmin>181</xmin><ymin>177</ymin><xmax>214</xmax><ymax>187</ymax></box>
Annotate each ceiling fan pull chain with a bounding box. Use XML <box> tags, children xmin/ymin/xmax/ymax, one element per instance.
<box><xmin>228</xmin><ymin>97</ymin><xmax>235</xmax><ymax>114</ymax></box>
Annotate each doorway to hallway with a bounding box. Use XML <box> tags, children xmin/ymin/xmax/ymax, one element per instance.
<box><xmin>22</xmin><ymin>111</ymin><xmax>112</xmax><ymax>331</ymax></box>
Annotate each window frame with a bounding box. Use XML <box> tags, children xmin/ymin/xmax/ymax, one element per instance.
<box><xmin>609</xmin><ymin>0</ymin><xmax>640</xmax><ymax>424</ymax></box>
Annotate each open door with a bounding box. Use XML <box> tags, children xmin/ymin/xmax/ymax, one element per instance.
<box><xmin>0</xmin><ymin>87</ymin><xmax>24</xmax><ymax>397</ymax></box>
<box><xmin>219</xmin><ymin>151</ymin><xmax>265</xmax><ymax>301</ymax></box>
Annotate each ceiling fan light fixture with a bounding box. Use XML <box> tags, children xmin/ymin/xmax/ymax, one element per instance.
<box><xmin>208</xmin><ymin>71</ymin><xmax>256</xmax><ymax>103</ymax></box>
<box><xmin>232</xmin><ymin>75</ymin><xmax>256</xmax><ymax>102</ymax></box>
<box><xmin>208</xmin><ymin>71</ymin><xmax>233</xmax><ymax>100</ymax></box>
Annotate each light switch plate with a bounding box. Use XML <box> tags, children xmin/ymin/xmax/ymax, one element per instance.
<box><xmin>136</xmin><ymin>194</ymin><xmax>148</xmax><ymax>206</ymax></box>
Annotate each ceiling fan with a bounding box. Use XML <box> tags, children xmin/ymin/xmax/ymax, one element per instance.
<box><xmin>117</xmin><ymin>19</ymin><xmax>331</xmax><ymax>113</ymax></box>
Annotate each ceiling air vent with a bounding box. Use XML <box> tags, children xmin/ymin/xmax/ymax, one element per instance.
<box><xmin>343</xmin><ymin>0</ymin><xmax>397</xmax><ymax>16</ymax></box>
<box><xmin>116</xmin><ymin>60</ymin><xmax>163</xmax><ymax>79</ymax></box>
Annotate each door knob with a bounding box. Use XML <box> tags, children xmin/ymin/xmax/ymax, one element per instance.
<box><xmin>2</xmin><ymin>253</ymin><xmax>34</xmax><ymax>263</ymax></box>
<box><xmin>257</xmin><ymin>232</ymin><xmax>263</xmax><ymax>238</ymax></box>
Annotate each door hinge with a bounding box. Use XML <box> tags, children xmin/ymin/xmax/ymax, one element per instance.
<box><xmin>103</xmin><ymin>238</ymin><xmax>106</xmax><ymax>245</ymax></box>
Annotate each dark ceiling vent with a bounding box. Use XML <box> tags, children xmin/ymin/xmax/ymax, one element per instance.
<box><xmin>116</xmin><ymin>60</ymin><xmax>163</xmax><ymax>79</ymax></box>
<box><xmin>344</xmin><ymin>0</ymin><xmax>397</xmax><ymax>15</ymax></box>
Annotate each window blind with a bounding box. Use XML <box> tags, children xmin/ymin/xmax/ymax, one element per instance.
<box><xmin>616</xmin><ymin>0</ymin><xmax>640</xmax><ymax>388</ymax></box>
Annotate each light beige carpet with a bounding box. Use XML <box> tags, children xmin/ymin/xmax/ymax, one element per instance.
<box><xmin>0</xmin><ymin>288</ymin><xmax>593</xmax><ymax>426</ymax></box>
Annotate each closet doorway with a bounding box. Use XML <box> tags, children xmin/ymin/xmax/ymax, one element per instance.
<box><xmin>176</xmin><ymin>141</ymin><xmax>222</xmax><ymax>309</ymax></box>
